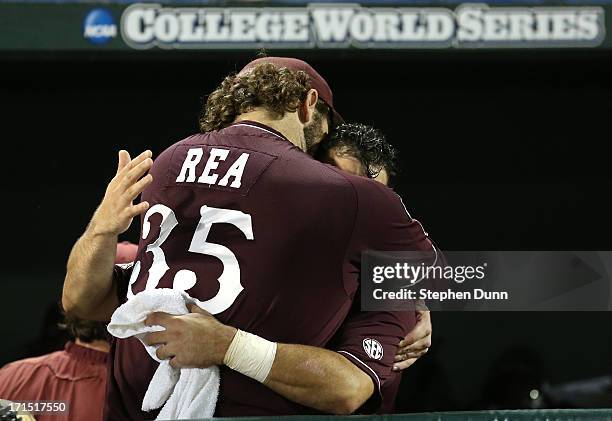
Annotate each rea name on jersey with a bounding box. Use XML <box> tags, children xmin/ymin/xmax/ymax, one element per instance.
<box><xmin>106</xmin><ymin>121</ymin><xmax>432</xmax><ymax>419</ymax></box>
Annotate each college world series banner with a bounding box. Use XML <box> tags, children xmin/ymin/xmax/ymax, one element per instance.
<box><xmin>0</xmin><ymin>2</ymin><xmax>608</xmax><ymax>50</ymax></box>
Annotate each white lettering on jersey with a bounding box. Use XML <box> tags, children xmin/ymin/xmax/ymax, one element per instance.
<box><xmin>218</xmin><ymin>153</ymin><xmax>249</xmax><ymax>188</ymax></box>
<box><xmin>176</xmin><ymin>147</ymin><xmax>249</xmax><ymax>189</ymax></box>
<box><xmin>129</xmin><ymin>204</ymin><xmax>254</xmax><ymax>315</ymax></box>
<box><xmin>176</xmin><ymin>148</ymin><xmax>203</xmax><ymax>182</ymax></box>
<box><xmin>198</xmin><ymin>148</ymin><xmax>229</xmax><ymax>184</ymax></box>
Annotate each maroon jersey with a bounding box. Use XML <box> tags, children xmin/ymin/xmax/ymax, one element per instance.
<box><xmin>106</xmin><ymin>121</ymin><xmax>432</xmax><ymax>420</ymax></box>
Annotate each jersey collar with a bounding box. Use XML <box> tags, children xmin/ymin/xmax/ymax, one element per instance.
<box><xmin>229</xmin><ymin>120</ymin><xmax>291</xmax><ymax>144</ymax></box>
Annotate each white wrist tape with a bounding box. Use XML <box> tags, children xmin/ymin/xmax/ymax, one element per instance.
<box><xmin>223</xmin><ymin>329</ymin><xmax>277</xmax><ymax>383</ymax></box>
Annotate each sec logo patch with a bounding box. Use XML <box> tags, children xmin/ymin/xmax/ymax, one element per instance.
<box><xmin>363</xmin><ymin>338</ymin><xmax>384</xmax><ymax>360</ymax></box>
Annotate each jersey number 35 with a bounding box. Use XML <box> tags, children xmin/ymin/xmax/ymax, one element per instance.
<box><xmin>126</xmin><ymin>203</ymin><xmax>254</xmax><ymax>315</ymax></box>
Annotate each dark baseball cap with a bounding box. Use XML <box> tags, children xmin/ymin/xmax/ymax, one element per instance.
<box><xmin>239</xmin><ymin>57</ymin><xmax>343</xmax><ymax>127</ymax></box>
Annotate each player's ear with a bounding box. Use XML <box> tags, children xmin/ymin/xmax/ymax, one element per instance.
<box><xmin>298</xmin><ymin>89</ymin><xmax>318</xmax><ymax>125</ymax></box>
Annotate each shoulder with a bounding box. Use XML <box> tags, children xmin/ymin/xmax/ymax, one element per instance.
<box><xmin>153</xmin><ymin>134</ymin><xmax>207</xmax><ymax>165</ymax></box>
<box><xmin>283</xmin><ymin>161</ymin><xmax>408</xmax><ymax>220</ymax></box>
<box><xmin>262</xmin><ymin>147</ymin><xmax>361</xmax><ymax>193</ymax></box>
<box><xmin>337</xmin><ymin>172</ymin><xmax>433</xmax><ymax>252</ymax></box>
<box><xmin>0</xmin><ymin>352</ymin><xmax>66</xmax><ymax>399</ymax></box>
<box><xmin>340</xmin><ymin>169</ymin><xmax>411</xmax><ymax>221</ymax></box>
<box><xmin>0</xmin><ymin>351</ymin><xmax>64</xmax><ymax>377</ymax></box>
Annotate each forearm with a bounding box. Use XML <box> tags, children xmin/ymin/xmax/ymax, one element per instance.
<box><xmin>221</xmin><ymin>327</ymin><xmax>374</xmax><ymax>414</ymax></box>
<box><xmin>62</xmin><ymin>224</ymin><xmax>119</xmax><ymax>321</ymax></box>
<box><xmin>145</xmin><ymin>306</ymin><xmax>375</xmax><ymax>414</ymax></box>
<box><xmin>263</xmin><ymin>343</ymin><xmax>374</xmax><ymax>414</ymax></box>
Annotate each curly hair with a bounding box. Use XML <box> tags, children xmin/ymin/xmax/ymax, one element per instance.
<box><xmin>199</xmin><ymin>62</ymin><xmax>311</xmax><ymax>132</ymax></box>
<box><xmin>314</xmin><ymin>123</ymin><xmax>397</xmax><ymax>179</ymax></box>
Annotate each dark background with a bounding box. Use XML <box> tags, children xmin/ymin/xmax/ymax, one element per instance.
<box><xmin>1</xmin><ymin>50</ymin><xmax>611</xmax><ymax>411</ymax></box>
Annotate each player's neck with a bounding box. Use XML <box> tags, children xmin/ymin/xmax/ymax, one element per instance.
<box><xmin>234</xmin><ymin>110</ymin><xmax>306</xmax><ymax>151</ymax></box>
<box><xmin>75</xmin><ymin>338</ymin><xmax>110</xmax><ymax>353</ymax></box>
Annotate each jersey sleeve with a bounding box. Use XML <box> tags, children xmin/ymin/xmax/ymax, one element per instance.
<box><xmin>327</xmin><ymin>300</ymin><xmax>415</xmax><ymax>413</ymax></box>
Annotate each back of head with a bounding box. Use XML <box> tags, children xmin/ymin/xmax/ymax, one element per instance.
<box><xmin>199</xmin><ymin>62</ymin><xmax>311</xmax><ymax>132</ymax></box>
<box><xmin>59</xmin><ymin>314</ymin><xmax>108</xmax><ymax>343</ymax></box>
<box><xmin>315</xmin><ymin>122</ymin><xmax>397</xmax><ymax>182</ymax></box>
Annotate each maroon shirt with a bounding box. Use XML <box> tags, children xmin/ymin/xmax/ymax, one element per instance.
<box><xmin>106</xmin><ymin>121</ymin><xmax>431</xmax><ymax>420</ymax></box>
<box><xmin>0</xmin><ymin>342</ymin><xmax>108</xmax><ymax>421</ymax></box>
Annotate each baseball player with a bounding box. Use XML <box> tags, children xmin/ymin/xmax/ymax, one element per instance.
<box><xmin>62</xmin><ymin>58</ymin><xmax>436</xmax><ymax>418</ymax></box>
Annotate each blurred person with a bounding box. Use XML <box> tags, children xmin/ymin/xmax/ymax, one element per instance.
<box><xmin>63</xmin><ymin>57</ymin><xmax>437</xmax><ymax>418</ymax></box>
<box><xmin>0</xmin><ymin>243</ymin><xmax>137</xmax><ymax>421</ymax></box>
<box><xmin>0</xmin><ymin>316</ymin><xmax>108</xmax><ymax>421</ymax></box>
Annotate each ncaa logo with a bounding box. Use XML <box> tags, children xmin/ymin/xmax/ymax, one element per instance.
<box><xmin>363</xmin><ymin>338</ymin><xmax>384</xmax><ymax>360</ymax></box>
<box><xmin>83</xmin><ymin>8</ymin><xmax>117</xmax><ymax>45</ymax></box>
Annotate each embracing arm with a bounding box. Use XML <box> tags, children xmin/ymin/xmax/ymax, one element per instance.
<box><xmin>62</xmin><ymin>150</ymin><xmax>153</xmax><ymax>321</ymax></box>
<box><xmin>144</xmin><ymin>306</ymin><xmax>374</xmax><ymax>415</ymax></box>
<box><xmin>263</xmin><ymin>343</ymin><xmax>374</xmax><ymax>414</ymax></box>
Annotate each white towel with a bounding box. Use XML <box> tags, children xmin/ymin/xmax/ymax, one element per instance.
<box><xmin>107</xmin><ymin>288</ymin><xmax>220</xmax><ymax>420</ymax></box>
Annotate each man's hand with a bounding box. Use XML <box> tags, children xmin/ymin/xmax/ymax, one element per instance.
<box><xmin>143</xmin><ymin>304</ymin><xmax>237</xmax><ymax>369</ymax></box>
<box><xmin>62</xmin><ymin>150</ymin><xmax>154</xmax><ymax>321</ymax></box>
<box><xmin>144</xmin><ymin>305</ymin><xmax>373</xmax><ymax>414</ymax></box>
<box><xmin>89</xmin><ymin>150</ymin><xmax>154</xmax><ymax>236</ymax></box>
<box><xmin>393</xmin><ymin>310</ymin><xmax>432</xmax><ymax>371</ymax></box>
